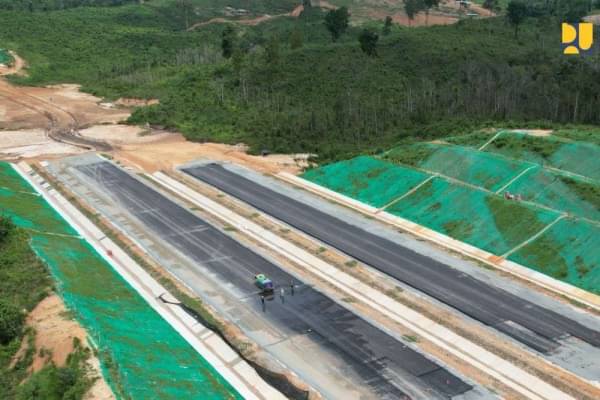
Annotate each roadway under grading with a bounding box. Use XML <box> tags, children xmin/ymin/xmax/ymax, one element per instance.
<box><xmin>74</xmin><ymin>160</ymin><xmax>473</xmax><ymax>400</ymax></box>
<box><xmin>183</xmin><ymin>163</ymin><xmax>600</xmax><ymax>354</ymax></box>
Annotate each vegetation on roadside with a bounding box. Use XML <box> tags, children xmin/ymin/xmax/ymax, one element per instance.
<box><xmin>0</xmin><ymin>217</ymin><xmax>94</xmax><ymax>400</ymax></box>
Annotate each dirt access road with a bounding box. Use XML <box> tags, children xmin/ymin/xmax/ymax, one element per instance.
<box><xmin>0</xmin><ymin>52</ymin><xmax>117</xmax><ymax>151</ymax></box>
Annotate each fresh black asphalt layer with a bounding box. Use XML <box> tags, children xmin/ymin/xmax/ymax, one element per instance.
<box><xmin>76</xmin><ymin>161</ymin><xmax>472</xmax><ymax>399</ymax></box>
<box><xmin>183</xmin><ymin>163</ymin><xmax>600</xmax><ymax>354</ymax></box>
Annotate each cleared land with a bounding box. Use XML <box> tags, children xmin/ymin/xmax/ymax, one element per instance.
<box><xmin>183</xmin><ymin>163</ymin><xmax>600</xmax><ymax>354</ymax></box>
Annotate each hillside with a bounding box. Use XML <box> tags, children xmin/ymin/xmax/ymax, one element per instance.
<box><xmin>0</xmin><ymin>0</ymin><xmax>597</xmax><ymax>162</ymax></box>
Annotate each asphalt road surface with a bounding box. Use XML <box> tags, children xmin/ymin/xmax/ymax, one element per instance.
<box><xmin>183</xmin><ymin>163</ymin><xmax>600</xmax><ymax>354</ymax></box>
<box><xmin>76</xmin><ymin>161</ymin><xmax>472</xmax><ymax>400</ymax></box>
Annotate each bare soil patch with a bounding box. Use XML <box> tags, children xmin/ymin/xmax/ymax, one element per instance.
<box><xmin>114</xmin><ymin>134</ymin><xmax>311</xmax><ymax>174</ymax></box>
<box><xmin>510</xmin><ymin>129</ymin><xmax>553</xmax><ymax>137</ymax></box>
<box><xmin>0</xmin><ymin>129</ymin><xmax>83</xmax><ymax>160</ymax></box>
<box><xmin>12</xmin><ymin>294</ymin><xmax>114</xmax><ymax>400</ymax></box>
<box><xmin>114</xmin><ymin>98</ymin><xmax>159</xmax><ymax>107</ymax></box>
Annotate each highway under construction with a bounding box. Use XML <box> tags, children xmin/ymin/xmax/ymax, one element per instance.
<box><xmin>183</xmin><ymin>163</ymin><xmax>600</xmax><ymax>355</ymax></box>
<box><xmin>70</xmin><ymin>158</ymin><xmax>473</xmax><ymax>400</ymax></box>
<box><xmin>40</xmin><ymin>152</ymin><xmax>600</xmax><ymax>400</ymax></box>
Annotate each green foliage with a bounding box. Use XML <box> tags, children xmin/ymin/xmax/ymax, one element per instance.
<box><xmin>1</xmin><ymin>1</ymin><xmax>599</xmax><ymax>162</ymax></box>
<box><xmin>558</xmin><ymin>176</ymin><xmax>600</xmax><ymax>211</ymax></box>
<box><xmin>221</xmin><ymin>25</ymin><xmax>236</xmax><ymax>59</ymax></box>
<box><xmin>483</xmin><ymin>0</ymin><xmax>500</xmax><ymax>13</ymax></box>
<box><xmin>0</xmin><ymin>215</ymin><xmax>14</xmax><ymax>242</ymax></box>
<box><xmin>0</xmin><ymin>217</ymin><xmax>53</xmax><ymax>399</ymax></box>
<box><xmin>0</xmin><ymin>0</ymin><xmax>136</xmax><ymax>12</ymax></box>
<box><xmin>289</xmin><ymin>26</ymin><xmax>303</xmax><ymax>49</ymax></box>
<box><xmin>506</xmin><ymin>1</ymin><xmax>527</xmax><ymax>37</ymax></box>
<box><xmin>382</xmin><ymin>15</ymin><xmax>392</xmax><ymax>35</ymax></box>
<box><xmin>358</xmin><ymin>28</ymin><xmax>378</xmax><ymax>56</ymax></box>
<box><xmin>324</xmin><ymin>6</ymin><xmax>349</xmax><ymax>41</ymax></box>
<box><xmin>0</xmin><ymin>300</ymin><xmax>24</xmax><ymax>345</ymax></box>
<box><xmin>404</xmin><ymin>0</ymin><xmax>424</xmax><ymax>22</ymax></box>
<box><xmin>16</xmin><ymin>339</ymin><xmax>94</xmax><ymax>400</ymax></box>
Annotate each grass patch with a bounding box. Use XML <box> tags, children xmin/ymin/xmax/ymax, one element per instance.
<box><xmin>383</xmin><ymin>144</ymin><xmax>437</xmax><ymax>167</ymax></box>
<box><xmin>402</xmin><ymin>335</ymin><xmax>418</xmax><ymax>343</ymax></box>
<box><xmin>554</xmin><ymin>128</ymin><xmax>600</xmax><ymax>146</ymax></box>
<box><xmin>486</xmin><ymin>133</ymin><xmax>563</xmax><ymax>161</ymax></box>
<box><xmin>445</xmin><ymin>130</ymin><xmax>497</xmax><ymax>148</ymax></box>
<box><xmin>558</xmin><ymin>176</ymin><xmax>600</xmax><ymax>211</ymax></box>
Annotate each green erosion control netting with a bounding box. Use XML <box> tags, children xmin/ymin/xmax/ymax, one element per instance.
<box><xmin>302</xmin><ymin>156</ymin><xmax>429</xmax><ymax>208</ymax></box>
<box><xmin>484</xmin><ymin>132</ymin><xmax>600</xmax><ymax>181</ymax></box>
<box><xmin>503</xmin><ymin>166</ymin><xmax>600</xmax><ymax>222</ymax></box>
<box><xmin>509</xmin><ymin>218</ymin><xmax>600</xmax><ymax>294</ymax></box>
<box><xmin>385</xmin><ymin>177</ymin><xmax>560</xmax><ymax>255</ymax></box>
<box><xmin>553</xmin><ymin>129</ymin><xmax>600</xmax><ymax>146</ymax></box>
<box><xmin>384</xmin><ymin>143</ymin><xmax>531</xmax><ymax>192</ymax></box>
<box><xmin>0</xmin><ymin>163</ymin><xmax>241</xmax><ymax>400</ymax></box>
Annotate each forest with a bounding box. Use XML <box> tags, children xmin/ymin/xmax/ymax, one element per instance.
<box><xmin>0</xmin><ymin>0</ymin><xmax>598</xmax><ymax>161</ymax></box>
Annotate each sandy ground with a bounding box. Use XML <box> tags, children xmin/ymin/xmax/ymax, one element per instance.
<box><xmin>13</xmin><ymin>295</ymin><xmax>114</xmax><ymax>400</ymax></box>
<box><xmin>0</xmin><ymin>52</ymin><xmax>309</xmax><ymax>175</ymax></box>
<box><xmin>114</xmin><ymin>97</ymin><xmax>159</xmax><ymax>107</ymax></box>
<box><xmin>114</xmin><ymin>134</ymin><xmax>311</xmax><ymax>174</ymax></box>
<box><xmin>510</xmin><ymin>129</ymin><xmax>553</xmax><ymax>137</ymax></box>
<box><xmin>0</xmin><ymin>128</ymin><xmax>84</xmax><ymax>159</ymax></box>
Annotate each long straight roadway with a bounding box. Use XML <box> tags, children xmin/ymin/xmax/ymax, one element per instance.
<box><xmin>183</xmin><ymin>163</ymin><xmax>600</xmax><ymax>354</ymax></box>
<box><xmin>75</xmin><ymin>160</ymin><xmax>473</xmax><ymax>400</ymax></box>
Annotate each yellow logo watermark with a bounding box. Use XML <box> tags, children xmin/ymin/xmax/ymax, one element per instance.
<box><xmin>562</xmin><ymin>23</ymin><xmax>593</xmax><ymax>55</ymax></box>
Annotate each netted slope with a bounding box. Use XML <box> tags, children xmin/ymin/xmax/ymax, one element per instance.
<box><xmin>385</xmin><ymin>177</ymin><xmax>560</xmax><ymax>255</ymax></box>
<box><xmin>509</xmin><ymin>218</ymin><xmax>600</xmax><ymax>294</ymax></box>
<box><xmin>303</xmin><ymin>156</ymin><xmax>429</xmax><ymax>208</ymax></box>
<box><xmin>504</xmin><ymin>167</ymin><xmax>600</xmax><ymax>221</ymax></box>
<box><xmin>484</xmin><ymin>132</ymin><xmax>600</xmax><ymax>181</ymax></box>
<box><xmin>385</xmin><ymin>143</ymin><xmax>531</xmax><ymax>191</ymax></box>
<box><xmin>0</xmin><ymin>163</ymin><xmax>241</xmax><ymax>400</ymax></box>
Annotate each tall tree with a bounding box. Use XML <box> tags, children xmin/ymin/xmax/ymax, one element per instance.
<box><xmin>423</xmin><ymin>0</ymin><xmax>439</xmax><ymax>26</ymax></box>
<box><xmin>177</xmin><ymin>0</ymin><xmax>193</xmax><ymax>30</ymax></box>
<box><xmin>383</xmin><ymin>15</ymin><xmax>393</xmax><ymax>35</ymax></box>
<box><xmin>359</xmin><ymin>29</ymin><xmax>379</xmax><ymax>57</ymax></box>
<box><xmin>482</xmin><ymin>0</ymin><xmax>499</xmax><ymax>15</ymax></box>
<box><xmin>506</xmin><ymin>1</ymin><xmax>527</xmax><ymax>38</ymax></box>
<box><xmin>324</xmin><ymin>6</ymin><xmax>350</xmax><ymax>41</ymax></box>
<box><xmin>221</xmin><ymin>25</ymin><xmax>235</xmax><ymax>59</ymax></box>
<box><xmin>290</xmin><ymin>26</ymin><xmax>304</xmax><ymax>49</ymax></box>
<box><xmin>265</xmin><ymin>35</ymin><xmax>281</xmax><ymax>66</ymax></box>
<box><xmin>405</xmin><ymin>0</ymin><xmax>424</xmax><ymax>26</ymax></box>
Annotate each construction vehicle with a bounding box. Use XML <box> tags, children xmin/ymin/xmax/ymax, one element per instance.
<box><xmin>254</xmin><ymin>274</ymin><xmax>274</xmax><ymax>295</ymax></box>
